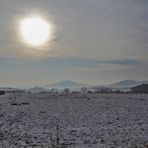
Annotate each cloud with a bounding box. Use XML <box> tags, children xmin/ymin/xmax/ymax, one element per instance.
<box><xmin>0</xmin><ymin>0</ymin><xmax>148</xmax><ymax>85</ymax></box>
<box><xmin>0</xmin><ymin>0</ymin><xmax>148</xmax><ymax>61</ymax></box>
<box><xmin>7</xmin><ymin>57</ymin><xmax>141</xmax><ymax>68</ymax></box>
<box><xmin>99</xmin><ymin>58</ymin><xmax>142</xmax><ymax>66</ymax></box>
<box><xmin>0</xmin><ymin>57</ymin><xmax>138</xmax><ymax>69</ymax></box>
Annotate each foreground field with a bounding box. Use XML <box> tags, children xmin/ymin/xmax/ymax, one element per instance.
<box><xmin>0</xmin><ymin>93</ymin><xmax>148</xmax><ymax>148</ymax></box>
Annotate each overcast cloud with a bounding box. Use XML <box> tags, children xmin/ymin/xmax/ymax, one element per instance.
<box><xmin>0</xmin><ymin>0</ymin><xmax>148</xmax><ymax>86</ymax></box>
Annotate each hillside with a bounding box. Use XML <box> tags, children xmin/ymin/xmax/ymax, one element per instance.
<box><xmin>45</xmin><ymin>80</ymin><xmax>89</xmax><ymax>89</ymax></box>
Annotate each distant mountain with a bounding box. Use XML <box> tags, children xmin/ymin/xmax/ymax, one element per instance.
<box><xmin>142</xmin><ymin>80</ymin><xmax>148</xmax><ymax>84</ymax></box>
<box><xmin>110</xmin><ymin>80</ymin><xmax>148</xmax><ymax>88</ymax></box>
<box><xmin>45</xmin><ymin>80</ymin><xmax>89</xmax><ymax>89</ymax></box>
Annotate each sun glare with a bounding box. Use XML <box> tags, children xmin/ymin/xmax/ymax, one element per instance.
<box><xmin>20</xmin><ymin>16</ymin><xmax>52</xmax><ymax>46</ymax></box>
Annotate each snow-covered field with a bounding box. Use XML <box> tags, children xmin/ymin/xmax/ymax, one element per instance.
<box><xmin>0</xmin><ymin>93</ymin><xmax>148</xmax><ymax>148</ymax></box>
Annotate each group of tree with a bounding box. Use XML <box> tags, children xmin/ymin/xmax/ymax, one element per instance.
<box><xmin>131</xmin><ymin>84</ymin><xmax>148</xmax><ymax>93</ymax></box>
<box><xmin>0</xmin><ymin>91</ymin><xmax>5</xmax><ymax>95</ymax></box>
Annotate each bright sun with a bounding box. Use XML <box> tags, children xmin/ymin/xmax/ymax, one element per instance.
<box><xmin>20</xmin><ymin>16</ymin><xmax>52</xmax><ymax>46</ymax></box>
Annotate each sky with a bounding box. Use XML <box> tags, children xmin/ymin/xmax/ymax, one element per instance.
<box><xmin>0</xmin><ymin>0</ymin><xmax>148</xmax><ymax>87</ymax></box>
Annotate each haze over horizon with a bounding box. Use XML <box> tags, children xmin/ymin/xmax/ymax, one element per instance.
<box><xmin>0</xmin><ymin>0</ymin><xmax>148</xmax><ymax>86</ymax></box>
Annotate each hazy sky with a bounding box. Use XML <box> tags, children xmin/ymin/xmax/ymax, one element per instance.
<box><xmin>0</xmin><ymin>0</ymin><xmax>148</xmax><ymax>86</ymax></box>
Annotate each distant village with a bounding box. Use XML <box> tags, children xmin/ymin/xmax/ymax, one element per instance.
<box><xmin>0</xmin><ymin>84</ymin><xmax>148</xmax><ymax>95</ymax></box>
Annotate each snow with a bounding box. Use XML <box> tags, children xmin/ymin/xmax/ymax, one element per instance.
<box><xmin>0</xmin><ymin>93</ymin><xmax>148</xmax><ymax>147</ymax></box>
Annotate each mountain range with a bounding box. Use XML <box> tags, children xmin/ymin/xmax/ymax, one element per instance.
<box><xmin>45</xmin><ymin>80</ymin><xmax>148</xmax><ymax>89</ymax></box>
<box><xmin>110</xmin><ymin>80</ymin><xmax>148</xmax><ymax>88</ymax></box>
<box><xmin>4</xmin><ymin>80</ymin><xmax>147</xmax><ymax>92</ymax></box>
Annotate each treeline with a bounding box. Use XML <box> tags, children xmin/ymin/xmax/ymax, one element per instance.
<box><xmin>131</xmin><ymin>84</ymin><xmax>148</xmax><ymax>93</ymax></box>
<box><xmin>0</xmin><ymin>91</ymin><xmax>5</xmax><ymax>95</ymax></box>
